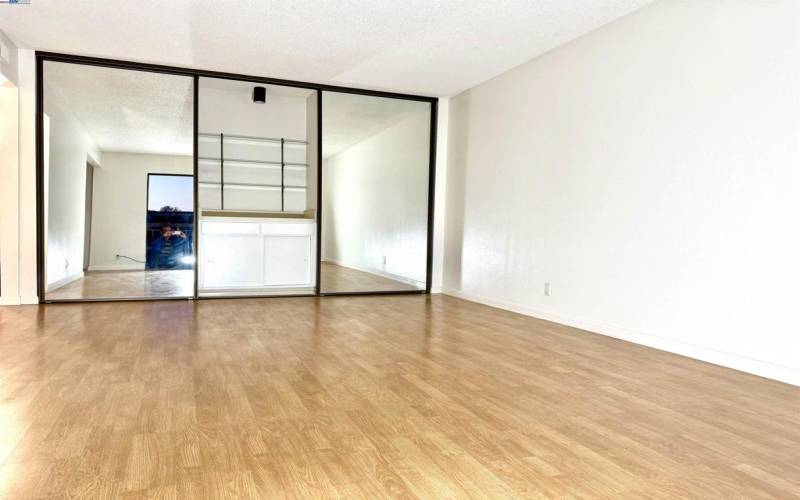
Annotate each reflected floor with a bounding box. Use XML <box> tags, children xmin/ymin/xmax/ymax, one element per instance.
<box><xmin>46</xmin><ymin>264</ymin><xmax>418</xmax><ymax>300</ymax></box>
<box><xmin>320</xmin><ymin>261</ymin><xmax>423</xmax><ymax>293</ymax></box>
<box><xmin>46</xmin><ymin>270</ymin><xmax>194</xmax><ymax>300</ymax></box>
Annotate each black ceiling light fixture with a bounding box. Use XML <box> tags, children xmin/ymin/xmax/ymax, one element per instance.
<box><xmin>252</xmin><ymin>86</ymin><xmax>266</xmax><ymax>104</ymax></box>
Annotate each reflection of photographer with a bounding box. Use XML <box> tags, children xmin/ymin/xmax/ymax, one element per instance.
<box><xmin>164</xmin><ymin>227</ymin><xmax>186</xmax><ymax>239</ymax></box>
<box><xmin>146</xmin><ymin>225</ymin><xmax>192</xmax><ymax>269</ymax></box>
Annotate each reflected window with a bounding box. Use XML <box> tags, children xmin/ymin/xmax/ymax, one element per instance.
<box><xmin>146</xmin><ymin>174</ymin><xmax>194</xmax><ymax>270</ymax></box>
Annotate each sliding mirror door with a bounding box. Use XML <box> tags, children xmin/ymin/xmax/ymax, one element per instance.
<box><xmin>320</xmin><ymin>92</ymin><xmax>432</xmax><ymax>294</ymax></box>
<box><xmin>42</xmin><ymin>61</ymin><xmax>195</xmax><ymax>301</ymax></box>
<box><xmin>196</xmin><ymin>78</ymin><xmax>318</xmax><ymax>297</ymax></box>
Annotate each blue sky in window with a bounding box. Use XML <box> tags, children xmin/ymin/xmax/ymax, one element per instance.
<box><xmin>148</xmin><ymin>175</ymin><xmax>194</xmax><ymax>212</ymax></box>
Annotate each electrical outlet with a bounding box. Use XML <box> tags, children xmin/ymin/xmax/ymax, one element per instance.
<box><xmin>381</xmin><ymin>255</ymin><xmax>387</xmax><ymax>265</ymax></box>
<box><xmin>64</xmin><ymin>259</ymin><xmax>69</xmax><ymax>269</ymax></box>
<box><xmin>544</xmin><ymin>282</ymin><xmax>551</xmax><ymax>297</ymax></box>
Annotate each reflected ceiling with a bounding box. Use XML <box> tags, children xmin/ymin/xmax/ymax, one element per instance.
<box><xmin>322</xmin><ymin>92</ymin><xmax>429</xmax><ymax>158</ymax></box>
<box><xmin>44</xmin><ymin>61</ymin><xmax>193</xmax><ymax>156</ymax></box>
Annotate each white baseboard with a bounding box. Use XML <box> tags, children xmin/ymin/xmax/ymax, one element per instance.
<box><xmin>1</xmin><ymin>294</ymin><xmax>40</xmax><ymax>306</ymax></box>
<box><xmin>442</xmin><ymin>287</ymin><xmax>800</xmax><ymax>387</ymax></box>
<box><xmin>21</xmin><ymin>295</ymin><xmax>38</xmax><ymax>305</ymax></box>
<box><xmin>0</xmin><ymin>297</ymin><xmax>21</xmax><ymax>306</ymax></box>
<box><xmin>323</xmin><ymin>259</ymin><xmax>425</xmax><ymax>288</ymax></box>
<box><xmin>88</xmin><ymin>264</ymin><xmax>144</xmax><ymax>272</ymax></box>
<box><xmin>46</xmin><ymin>272</ymin><xmax>84</xmax><ymax>293</ymax></box>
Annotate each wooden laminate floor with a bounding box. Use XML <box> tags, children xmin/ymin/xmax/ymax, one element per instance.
<box><xmin>0</xmin><ymin>295</ymin><xmax>798</xmax><ymax>498</ymax></box>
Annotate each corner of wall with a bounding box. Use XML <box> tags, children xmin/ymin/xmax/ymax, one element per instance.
<box><xmin>0</xmin><ymin>29</ymin><xmax>19</xmax><ymax>86</ymax></box>
<box><xmin>0</xmin><ymin>46</ymin><xmax>36</xmax><ymax>306</ymax></box>
<box><xmin>431</xmin><ymin>97</ymin><xmax>449</xmax><ymax>291</ymax></box>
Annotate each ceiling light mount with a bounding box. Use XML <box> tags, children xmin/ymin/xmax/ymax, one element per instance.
<box><xmin>252</xmin><ymin>86</ymin><xmax>266</xmax><ymax>104</ymax></box>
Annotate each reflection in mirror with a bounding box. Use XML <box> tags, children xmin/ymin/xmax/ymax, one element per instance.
<box><xmin>196</xmin><ymin>78</ymin><xmax>318</xmax><ymax>297</ymax></box>
<box><xmin>43</xmin><ymin>61</ymin><xmax>194</xmax><ymax>301</ymax></box>
<box><xmin>146</xmin><ymin>174</ymin><xmax>194</xmax><ymax>270</ymax></box>
<box><xmin>320</xmin><ymin>92</ymin><xmax>431</xmax><ymax>293</ymax></box>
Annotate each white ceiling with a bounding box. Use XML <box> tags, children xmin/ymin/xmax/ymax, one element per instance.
<box><xmin>200</xmin><ymin>77</ymin><xmax>314</xmax><ymax>98</ymax></box>
<box><xmin>1</xmin><ymin>0</ymin><xmax>654</xmax><ymax>97</ymax></box>
<box><xmin>44</xmin><ymin>61</ymin><xmax>194</xmax><ymax>155</ymax></box>
<box><xmin>323</xmin><ymin>93</ymin><xmax>429</xmax><ymax>159</ymax></box>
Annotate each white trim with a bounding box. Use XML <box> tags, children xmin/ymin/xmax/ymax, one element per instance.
<box><xmin>88</xmin><ymin>264</ymin><xmax>144</xmax><ymax>271</ymax></box>
<box><xmin>46</xmin><ymin>271</ymin><xmax>84</xmax><ymax>292</ymax></box>
<box><xmin>0</xmin><ymin>292</ymin><xmax>38</xmax><ymax>305</ymax></box>
<box><xmin>20</xmin><ymin>294</ymin><xmax>38</xmax><ymax>305</ymax></box>
<box><xmin>442</xmin><ymin>287</ymin><xmax>800</xmax><ymax>387</ymax></box>
<box><xmin>323</xmin><ymin>259</ymin><xmax>425</xmax><ymax>289</ymax></box>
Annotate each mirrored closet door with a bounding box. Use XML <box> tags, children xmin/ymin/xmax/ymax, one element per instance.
<box><xmin>320</xmin><ymin>91</ymin><xmax>432</xmax><ymax>294</ymax></box>
<box><xmin>41</xmin><ymin>61</ymin><xmax>195</xmax><ymax>301</ymax></box>
<box><xmin>196</xmin><ymin>78</ymin><xmax>319</xmax><ymax>297</ymax></box>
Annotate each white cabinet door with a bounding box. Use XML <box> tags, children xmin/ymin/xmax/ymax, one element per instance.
<box><xmin>202</xmin><ymin>233</ymin><xmax>263</xmax><ymax>288</ymax></box>
<box><xmin>264</xmin><ymin>235</ymin><xmax>311</xmax><ymax>286</ymax></box>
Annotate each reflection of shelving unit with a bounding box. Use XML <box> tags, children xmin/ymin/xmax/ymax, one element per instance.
<box><xmin>198</xmin><ymin>133</ymin><xmax>308</xmax><ymax>212</ymax></box>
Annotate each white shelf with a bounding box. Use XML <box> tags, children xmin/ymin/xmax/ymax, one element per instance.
<box><xmin>198</xmin><ymin>132</ymin><xmax>309</xmax><ymax>213</ymax></box>
<box><xmin>199</xmin><ymin>182</ymin><xmax>307</xmax><ymax>191</ymax></box>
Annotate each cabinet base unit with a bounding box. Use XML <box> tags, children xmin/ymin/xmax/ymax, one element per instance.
<box><xmin>198</xmin><ymin>214</ymin><xmax>316</xmax><ymax>296</ymax></box>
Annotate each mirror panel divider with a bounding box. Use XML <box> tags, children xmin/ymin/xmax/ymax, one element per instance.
<box><xmin>314</xmin><ymin>90</ymin><xmax>322</xmax><ymax>296</ymax></box>
<box><xmin>193</xmin><ymin>74</ymin><xmax>200</xmax><ymax>298</ymax></box>
<box><xmin>426</xmin><ymin>100</ymin><xmax>438</xmax><ymax>294</ymax></box>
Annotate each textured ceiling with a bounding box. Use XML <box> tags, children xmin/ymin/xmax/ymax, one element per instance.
<box><xmin>1</xmin><ymin>0</ymin><xmax>655</xmax><ymax>96</ymax></box>
<box><xmin>200</xmin><ymin>77</ymin><xmax>314</xmax><ymax>98</ymax></box>
<box><xmin>43</xmin><ymin>62</ymin><xmax>422</xmax><ymax>157</ymax></box>
<box><xmin>44</xmin><ymin>61</ymin><xmax>194</xmax><ymax>155</ymax></box>
<box><xmin>322</xmin><ymin>92</ymin><xmax>429</xmax><ymax>158</ymax></box>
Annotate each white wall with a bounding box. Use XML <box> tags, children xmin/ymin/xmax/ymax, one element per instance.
<box><xmin>0</xmin><ymin>85</ymin><xmax>19</xmax><ymax>304</ymax></box>
<box><xmin>17</xmin><ymin>49</ymin><xmax>37</xmax><ymax>303</ymax></box>
<box><xmin>89</xmin><ymin>152</ymin><xmax>193</xmax><ymax>270</ymax></box>
<box><xmin>0</xmin><ymin>29</ymin><xmax>18</xmax><ymax>86</ymax></box>
<box><xmin>0</xmin><ymin>32</ymin><xmax>24</xmax><ymax>305</ymax></box>
<box><xmin>0</xmin><ymin>32</ymin><xmax>30</xmax><ymax>305</ymax></box>
<box><xmin>199</xmin><ymin>87</ymin><xmax>306</xmax><ymax>140</ymax></box>
<box><xmin>43</xmin><ymin>94</ymin><xmax>101</xmax><ymax>290</ymax></box>
<box><xmin>444</xmin><ymin>0</ymin><xmax>800</xmax><ymax>385</ymax></box>
<box><xmin>322</xmin><ymin>110</ymin><xmax>430</xmax><ymax>285</ymax></box>
<box><xmin>305</xmin><ymin>92</ymin><xmax>318</xmax><ymax>211</ymax></box>
<box><xmin>430</xmin><ymin>98</ymin><xmax>449</xmax><ymax>293</ymax></box>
